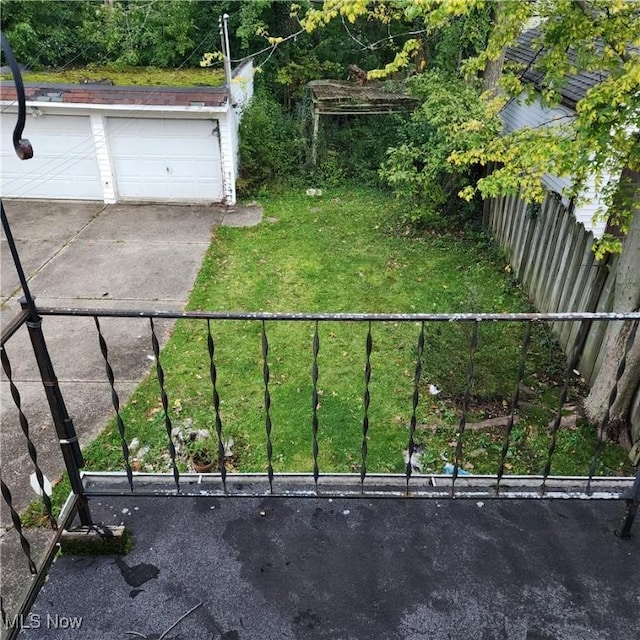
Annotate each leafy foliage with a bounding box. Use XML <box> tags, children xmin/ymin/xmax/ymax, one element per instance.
<box><xmin>237</xmin><ymin>90</ymin><xmax>305</xmax><ymax>196</ymax></box>
<box><xmin>301</xmin><ymin>1</ymin><xmax>640</xmax><ymax>251</ymax></box>
<box><xmin>1</xmin><ymin>0</ymin><xmax>96</xmax><ymax>69</ymax></box>
<box><xmin>1</xmin><ymin>0</ymin><xmax>234</xmax><ymax>70</ymax></box>
<box><xmin>313</xmin><ymin>113</ymin><xmax>407</xmax><ymax>187</ymax></box>
<box><xmin>379</xmin><ymin>71</ymin><xmax>500</xmax><ymax>225</ymax></box>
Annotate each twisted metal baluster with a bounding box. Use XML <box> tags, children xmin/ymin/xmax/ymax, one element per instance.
<box><xmin>94</xmin><ymin>317</ymin><xmax>133</xmax><ymax>492</ymax></box>
<box><xmin>262</xmin><ymin>320</ymin><xmax>274</xmax><ymax>493</ymax></box>
<box><xmin>542</xmin><ymin>345</ymin><xmax>579</xmax><ymax>495</ymax></box>
<box><xmin>207</xmin><ymin>320</ymin><xmax>227</xmax><ymax>493</ymax></box>
<box><xmin>452</xmin><ymin>321</ymin><xmax>478</xmax><ymax>495</ymax></box>
<box><xmin>406</xmin><ymin>322</ymin><xmax>425</xmax><ymax>493</ymax></box>
<box><xmin>496</xmin><ymin>322</ymin><xmax>531</xmax><ymax>494</ymax></box>
<box><xmin>1</xmin><ymin>345</ymin><xmax>55</xmax><ymax>528</ymax></box>
<box><xmin>0</xmin><ymin>478</ymin><xmax>37</xmax><ymax>573</ymax></box>
<box><xmin>1</xmin><ymin>596</ymin><xmax>7</xmax><ymax>630</ymax></box>
<box><xmin>360</xmin><ymin>322</ymin><xmax>373</xmax><ymax>491</ymax></box>
<box><xmin>311</xmin><ymin>321</ymin><xmax>320</xmax><ymax>492</ymax></box>
<box><xmin>587</xmin><ymin>319</ymin><xmax>639</xmax><ymax>494</ymax></box>
<box><xmin>150</xmin><ymin>318</ymin><xmax>180</xmax><ymax>493</ymax></box>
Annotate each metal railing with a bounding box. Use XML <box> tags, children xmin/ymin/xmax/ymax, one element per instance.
<box><xmin>2</xmin><ymin>301</ymin><xmax>639</xmax><ymax>640</ymax></box>
<box><xmin>3</xmin><ymin>305</ymin><xmax>639</xmax><ymax>526</ymax></box>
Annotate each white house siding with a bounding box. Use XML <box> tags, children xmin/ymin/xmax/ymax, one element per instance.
<box><xmin>501</xmin><ymin>94</ymin><xmax>608</xmax><ymax>237</ymax></box>
<box><xmin>0</xmin><ymin>113</ymin><xmax>102</xmax><ymax>200</ymax></box>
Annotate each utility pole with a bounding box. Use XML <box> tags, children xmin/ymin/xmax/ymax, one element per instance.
<box><xmin>220</xmin><ymin>14</ymin><xmax>233</xmax><ymax>94</ymax></box>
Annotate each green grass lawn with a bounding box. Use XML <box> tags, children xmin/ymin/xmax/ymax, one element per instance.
<box><xmin>81</xmin><ymin>187</ymin><xmax>629</xmax><ymax>481</ymax></box>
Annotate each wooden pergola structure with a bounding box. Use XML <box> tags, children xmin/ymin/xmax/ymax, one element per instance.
<box><xmin>307</xmin><ymin>80</ymin><xmax>419</xmax><ymax>164</ymax></box>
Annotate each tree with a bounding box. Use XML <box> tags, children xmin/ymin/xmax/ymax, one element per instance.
<box><xmin>0</xmin><ymin>0</ymin><xmax>96</xmax><ymax>68</ymax></box>
<box><xmin>0</xmin><ymin>0</ymin><xmax>236</xmax><ymax>70</ymax></box>
<box><xmin>301</xmin><ymin>0</ymin><xmax>640</xmax><ymax>446</ymax></box>
<box><xmin>303</xmin><ymin>0</ymin><xmax>640</xmax><ymax>242</ymax></box>
<box><xmin>379</xmin><ymin>70</ymin><xmax>501</xmax><ymax>225</ymax></box>
<box><xmin>583</xmin><ymin>170</ymin><xmax>640</xmax><ymax>448</ymax></box>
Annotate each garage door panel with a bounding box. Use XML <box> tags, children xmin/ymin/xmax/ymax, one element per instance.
<box><xmin>0</xmin><ymin>114</ymin><xmax>102</xmax><ymax>199</ymax></box>
<box><xmin>107</xmin><ymin>117</ymin><xmax>223</xmax><ymax>202</ymax></box>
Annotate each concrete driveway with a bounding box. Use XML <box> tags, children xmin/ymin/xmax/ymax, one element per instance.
<box><xmin>1</xmin><ymin>198</ymin><xmax>261</xmax><ymax>614</ymax></box>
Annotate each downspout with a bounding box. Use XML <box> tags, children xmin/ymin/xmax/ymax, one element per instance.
<box><xmin>218</xmin><ymin>13</ymin><xmax>236</xmax><ymax>205</ymax></box>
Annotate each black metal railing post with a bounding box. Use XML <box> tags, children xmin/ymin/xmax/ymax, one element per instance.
<box><xmin>20</xmin><ymin>301</ymin><xmax>92</xmax><ymax>526</ymax></box>
<box><xmin>616</xmin><ymin>466</ymin><xmax>640</xmax><ymax>538</ymax></box>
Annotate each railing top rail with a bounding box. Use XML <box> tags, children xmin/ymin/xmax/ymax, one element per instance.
<box><xmin>0</xmin><ymin>308</ymin><xmax>30</xmax><ymax>346</ymax></box>
<box><xmin>35</xmin><ymin>306</ymin><xmax>640</xmax><ymax>322</ymax></box>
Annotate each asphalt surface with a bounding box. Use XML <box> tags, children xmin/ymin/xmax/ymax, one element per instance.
<box><xmin>13</xmin><ymin>495</ymin><xmax>640</xmax><ymax>640</ymax></box>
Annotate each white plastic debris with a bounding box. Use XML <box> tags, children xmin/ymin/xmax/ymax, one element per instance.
<box><xmin>30</xmin><ymin>473</ymin><xmax>52</xmax><ymax>498</ymax></box>
<box><xmin>476</xmin><ymin>502</ymin><xmax>485</xmax><ymax>508</ymax></box>
<box><xmin>428</xmin><ymin>384</ymin><xmax>441</xmax><ymax>396</ymax></box>
<box><xmin>137</xmin><ymin>446</ymin><xmax>149</xmax><ymax>459</ymax></box>
<box><xmin>343</xmin><ymin>510</ymin><xmax>350</xmax><ymax>516</ymax></box>
<box><xmin>128</xmin><ymin>437</ymin><xmax>140</xmax><ymax>453</ymax></box>
<box><xmin>403</xmin><ymin>447</ymin><xmax>424</xmax><ymax>472</ymax></box>
<box><xmin>306</xmin><ymin>188</ymin><xmax>323</xmax><ymax>197</ymax></box>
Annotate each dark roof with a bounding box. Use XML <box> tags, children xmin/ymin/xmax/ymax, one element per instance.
<box><xmin>14</xmin><ymin>494</ymin><xmax>640</xmax><ymax>640</ymax></box>
<box><xmin>0</xmin><ymin>82</ymin><xmax>228</xmax><ymax>107</ymax></box>
<box><xmin>309</xmin><ymin>80</ymin><xmax>418</xmax><ymax>114</ymax></box>
<box><xmin>505</xmin><ymin>28</ymin><xmax>608</xmax><ymax>109</ymax></box>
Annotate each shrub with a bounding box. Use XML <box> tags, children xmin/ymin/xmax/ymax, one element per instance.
<box><xmin>312</xmin><ymin>114</ymin><xmax>406</xmax><ymax>187</ymax></box>
<box><xmin>238</xmin><ymin>91</ymin><xmax>305</xmax><ymax>196</ymax></box>
<box><xmin>380</xmin><ymin>71</ymin><xmax>500</xmax><ymax>229</ymax></box>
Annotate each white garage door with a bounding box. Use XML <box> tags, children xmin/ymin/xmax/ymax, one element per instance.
<box><xmin>0</xmin><ymin>113</ymin><xmax>102</xmax><ymax>199</ymax></box>
<box><xmin>107</xmin><ymin>117</ymin><xmax>224</xmax><ymax>202</ymax></box>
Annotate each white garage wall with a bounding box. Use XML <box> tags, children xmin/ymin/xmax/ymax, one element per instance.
<box><xmin>1</xmin><ymin>68</ymin><xmax>256</xmax><ymax>205</ymax></box>
<box><xmin>0</xmin><ymin>112</ymin><xmax>102</xmax><ymax>200</ymax></box>
<box><xmin>107</xmin><ymin>117</ymin><xmax>224</xmax><ymax>202</ymax></box>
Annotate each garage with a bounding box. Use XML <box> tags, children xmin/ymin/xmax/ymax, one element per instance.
<box><xmin>0</xmin><ymin>113</ymin><xmax>102</xmax><ymax>200</ymax></box>
<box><xmin>0</xmin><ymin>60</ymin><xmax>253</xmax><ymax>205</ymax></box>
<box><xmin>107</xmin><ymin>117</ymin><xmax>224</xmax><ymax>202</ymax></box>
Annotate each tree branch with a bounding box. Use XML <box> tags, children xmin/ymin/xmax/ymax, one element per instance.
<box><xmin>573</xmin><ymin>0</ymin><xmax>631</xmax><ymax>64</ymax></box>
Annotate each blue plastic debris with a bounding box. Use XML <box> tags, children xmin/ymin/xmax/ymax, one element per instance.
<box><xmin>443</xmin><ymin>462</ymin><xmax>471</xmax><ymax>476</ymax></box>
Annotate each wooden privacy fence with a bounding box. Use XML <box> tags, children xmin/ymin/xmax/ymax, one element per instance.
<box><xmin>486</xmin><ymin>191</ymin><xmax>640</xmax><ymax>439</ymax></box>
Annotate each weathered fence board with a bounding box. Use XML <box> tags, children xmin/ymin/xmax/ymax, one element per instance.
<box><xmin>487</xmin><ymin>192</ymin><xmax>617</xmax><ymax>385</ymax></box>
<box><xmin>487</xmin><ymin>191</ymin><xmax>640</xmax><ymax>444</ymax></box>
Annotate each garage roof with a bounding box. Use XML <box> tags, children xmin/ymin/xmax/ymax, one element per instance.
<box><xmin>0</xmin><ymin>82</ymin><xmax>228</xmax><ymax>107</ymax></box>
<box><xmin>505</xmin><ymin>28</ymin><xmax>609</xmax><ymax>110</ymax></box>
